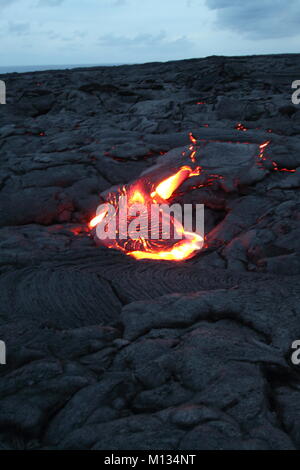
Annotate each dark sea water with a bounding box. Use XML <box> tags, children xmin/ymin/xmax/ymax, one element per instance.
<box><xmin>0</xmin><ymin>64</ymin><xmax>122</xmax><ymax>74</ymax></box>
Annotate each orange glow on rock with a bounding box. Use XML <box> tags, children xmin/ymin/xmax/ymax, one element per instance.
<box><xmin>129</xmin><ymin>231</ymin><xmax>203</xmax><ymax>261</ymax></box>
<box><xmin>154</xmin><ymin>166</ymin><xmax>196</xmax><ymax>200</ymax></box>
<box><xmin>130</xmin><ymin>190</ymin><xmax>145</xmax><ymax>204</ymax></box>
<box><xmin>189</xmin><ymin>132</ymin><xmax>197</xmax><ymax>145</ymax></box>
<box><xmin>89</xmin><ymin>205</ymin><xmax>109</xmax><ymax>229</ymax></box>
<box><xmin>235</xmin><ymin>123</ymin><xmax>248</xmax><ymax>132</ymax></box>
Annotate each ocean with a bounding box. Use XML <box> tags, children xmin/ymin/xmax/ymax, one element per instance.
<box><xmin>0</xmin><ymin>63</ymin><xmax>123</xmax><ymax>74</ymax></box>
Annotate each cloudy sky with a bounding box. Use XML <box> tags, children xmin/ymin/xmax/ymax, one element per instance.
<box><xmin>1</xmin><ymin>0</ymin><xmax>300</xmax><ymax>66</ymax></box>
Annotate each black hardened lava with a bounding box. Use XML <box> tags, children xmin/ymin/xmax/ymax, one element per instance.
<box><xmin>0</xmin><ymin>54</ymin><xmax>300</xmax><ymax>450</ymax></box>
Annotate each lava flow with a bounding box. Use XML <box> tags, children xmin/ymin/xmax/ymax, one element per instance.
<box><xmin>89</xmin><ymin>137</ymin><xmax>203</xmax><ymax>261</ymax></box>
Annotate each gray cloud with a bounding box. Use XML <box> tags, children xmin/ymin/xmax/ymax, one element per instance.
<box><xmin>99</xmin><ymin>31</ymin><xmax>168</xmax><ymax>47</ymax></box>
<box><xmin>98</xmin><ymin>31</ymin><xmax>196</xmax><ymax>61</ymax></box>
<box><xmin>57</xmin><ymin>30</ymin><xmax>87</xmax><ymax>41</ymax></box>
<box><xmin>43</xmin><ymin>26</ymin><xmax>87</xmax><ymax>41</ymax></box>
<box><xmin>8</xmin><ymin>22</ymin><xmax>30</xmax><ymax>35</ymax></box>
<box><xmin>38</xmin><ymin>0</ymin><xmax>65</xmax><ymax>6</ymax></box>
<box><xmin>1</xmin><ymin>0</ymin><xmax>18</xmax><ymax>8</ymax></box>
<box><xmin>112</xmin><ymin>0</ymin><xmax>127</xmax><ymax>5</ymax></box>
<box><xmin>206</xmin><ymin>0</ymin><xmax>300</xmax><ymax>39</ymax></box>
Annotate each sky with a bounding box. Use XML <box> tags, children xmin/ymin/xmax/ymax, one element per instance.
<box><xmin>0</xmin><ymin>0</ymin><xmax>300</xmax><ymax>66</ymax></box>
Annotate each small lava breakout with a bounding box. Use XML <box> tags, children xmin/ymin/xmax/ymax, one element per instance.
<box><xmin>88</xmin><ymin>131</ymin><xmax>292</xmax><ymax>261</ymax></box>
<box><xmin>89</xmin><ymin>134</ymin><xmax>204</xmax><ymax>261</ymax></box>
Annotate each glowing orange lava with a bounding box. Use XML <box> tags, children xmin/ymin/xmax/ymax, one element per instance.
<box><xmin>89</xmin><ymin>143</ymin><xmax>203</xmax><ymax>261</ymax></box>
<box><xmin>235</xmin><ymin>123</ymin><xmax>248</xmax><ymax>132</ymax></box>
<box><xmin>153</xmin><ymin>166</ymin><xmax>196</xmax><ymax>200</ymax></box>
<box><xmin>89</xmin><ymin>205</ymin><xmax>109</xmax><ymax>229</ymax></box>
<box><xmin>130</xmin><ymin>231</ymin><xmax>203</xmax><ymax>261</ymax></box>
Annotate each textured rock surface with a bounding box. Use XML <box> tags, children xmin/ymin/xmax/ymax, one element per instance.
<box><xmin>0</xmin><ymin>54</ymin><xmax>300</xmax><ymax>450</ymax></box>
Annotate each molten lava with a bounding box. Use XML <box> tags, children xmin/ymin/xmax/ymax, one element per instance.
<box><xmin>235</xmin><ymin>123</ymin><xmax>248</xmax><ymax>132</ymax></box>
<box><xmin>89</xmin><ymin>142</ymin><xmax>203</xmax><ymax>261</ymax></box>
<box><xmin>152</xmin><ymin>166</ymin><xmax>195</xmax><ymax>200</ymax></box>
